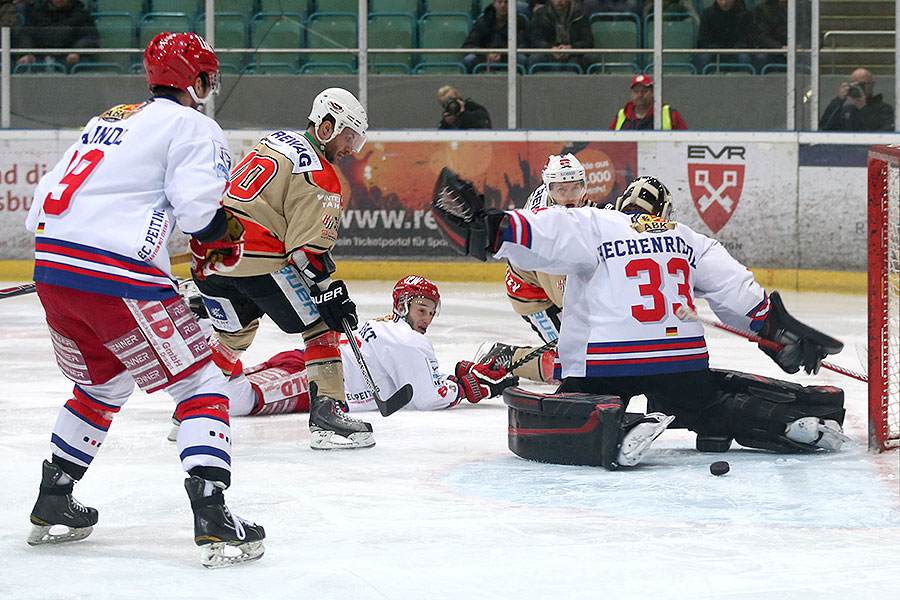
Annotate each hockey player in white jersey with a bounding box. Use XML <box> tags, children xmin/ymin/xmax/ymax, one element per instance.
<box><xmin>433</xmin><ymin>172</ymin><xmax>849</xmax><ymax>464</ymax></box>
<box><xmin>23</xmin><ymin>32</ymin><xmax>264</xmax><ymax>567</ymax></box>
<box><xmin>173</xmin><ymin>276</ymin><xmax>517</xmax><ymax>424</ymax></box>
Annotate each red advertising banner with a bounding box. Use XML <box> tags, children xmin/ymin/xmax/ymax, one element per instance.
<box><xmin>331</xmin><ymin>141</ymin><xmax>638</xmax><ymax>257</ymax></box>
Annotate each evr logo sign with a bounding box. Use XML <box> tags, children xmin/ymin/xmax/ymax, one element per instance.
<box><xmin>686</xmin><ymin>145</ymin><xmax>746</xmax><ymax>234</ymax></box>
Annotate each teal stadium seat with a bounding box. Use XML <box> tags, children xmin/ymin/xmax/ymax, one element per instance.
<box><xmin>426</xmin><ymin>0</ymin><xmax>474</xmax><ymax>14</ymax></box>
<box><xmin>702</xmin><ymin>62</ymin><xmax>756</xmax><ymax>74</ymax></box>
<box><xmin>93</xmin><ymin>12</ymin><xmax>137</xmax><ymax>70</ymax></box>
<box><xmin>589</xmin><ymin>12</ymin><xmax>641</xmax><ymax>74</ymax></box>
<box><xmin>413</xmin><ymin>61</ymin><xmax>466</xmax><ymax>73</ymax></box>
<box><xmin>368</xmin><ymin>12</ymin><xmax>416</xmax><ymax>73</ymax></box>
<box><xmin>299</xmin><ymin>62</ymin><xmax>356</xmax><ymax>74</ymax></box>
<box><xmin>315</xmin><ymin>0</ymin><xmax>358</xmax><ymax>14</ymax></box>
<box><xmin>472</xmin><ymin>62</ymin><xmax>525</xmax><ymax>74</ymax></box>
<box><xmin>417</xmin><ymin>12</ymin><xmax>471</xmax><ymax>70</ymax></box>
<box><xmin>71</xmin><ymin>62</ymin><xmax>125</xmax><ymax>74</ymax></box>
<box><xmin>528</xmin><ymin>62</ymin><xmax>583</xmax><ymax>74</ymax></box>
<box><xmin>258</xmin><ymin>0</ymin><xmax>309</xmax><ymax>19</ymax></box>
<box><xmin>195</xmin><ymin>12</ymin><xmax>248</xmax><ymax>72</ymax></box>
<box><xmin>249</xmin><ymin>13</ymin><xmax>304</xmax><ymax>73</ymax></box>
<box><xmin>307</xmin><ymin>12</ymin><xmax>358</xmax><ymax>71</ymax></box>
<box><xmin>371</xmin><ymin>0</ymin><xmax>420</xmax><ymax>14</ymax></box>
<box><xmin>644</xmin><ymin>14</ymin><xmax>697</xmax><ymax>72</ymax></box>
<box><xmin>14</xmin><ymin>62</ymin><xmax>68</xmax><ymax>74</ymax></box>
<box><xmin>94</xmin><ymin>0</ymin><xmax>146</xmax><ymax>16</ymax></box>
<box><xmin>140</xmin><ymin>13</ymin><xmax>194</xmax><ymax>49</ymax></box>
<box><xmin>151</xmin><ymin>0</ymin><xmax>199</xmax><ymax>14</ymax></box>
<box><xmin>213</xmin><ymin>0</ymin><xmax>258</xmax><ymax>15</ymax></box>
<box><xmin>643</xmin><ymin>62</ymin><xmax>696</xmax><ymax>74</ymax></box>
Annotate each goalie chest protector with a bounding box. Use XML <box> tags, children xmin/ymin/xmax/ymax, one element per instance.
<box><xmin>503</xmin><ymin>387</ymin><xmax>625</xmax><ymax>469</ymax></box>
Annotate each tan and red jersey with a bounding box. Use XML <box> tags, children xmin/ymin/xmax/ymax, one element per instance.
<box><xmin>221</xmin><ymin>130</ymin><xmax>343</xmax><ymax>277</ymax></box>
<box><xmin>505</xmin><ymin>263</ymin><xmax>565</xmax><ymax>317</ymax></box>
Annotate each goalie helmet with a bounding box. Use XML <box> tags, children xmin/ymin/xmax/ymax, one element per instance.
<box><xmin>308</xmin><ymin>88</ymin><xmax>368</xmax><ymax>153</ymax></box>
<box><xmin>541</xmin><ymin>154</ymin><xmax>587</xmax><ymax>208</ymax></box>
<box><xmin>143</xmin><ymin>32</ymin><xmax>220</xmax><ymax>104</ymax></box>
<box><xmin>392</xmin><ymin>276</ymin><xmax>441</xmax><ymax>319</ymax></box>
<box><xmin>615</xmin><ymin>176</ymin><xmax>673</xmax><ymax>219</ymax></box>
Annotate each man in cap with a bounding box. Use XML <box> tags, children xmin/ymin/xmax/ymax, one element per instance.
<box><xmin>609</xmin><ymin>74</ymin><xmax>688</xmax><ymax>130</ymax></box>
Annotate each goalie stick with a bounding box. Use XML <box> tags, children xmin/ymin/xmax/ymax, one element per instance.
<box><xmin>342</xmin><ymin>318</ymin><xmax>413</xmax><ymax>417</ymax></box>
<box><xmin>0</xmin><ymin>252</ymin><xmax>192</xmax><ymax>301</ymax></box>
<box><xmin>675</xmin><ymin>305</ymin><xmax>868</xmax><ymax>383</ymax></box>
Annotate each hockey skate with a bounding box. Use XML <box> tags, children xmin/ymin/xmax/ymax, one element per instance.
<box><xmin>27</xmin><ymin>460</ymin><xmax>98</xmax><ymax>546</ymax></box>
<box><xmin>784</xmin><ymin>417</ymin><xmax>851</xmax><ymax>451</ymax></box>
<box><xmin>166</xmin><ymin>411</ymin><xmax>180</xmax><ymax>443</ymax></box>
<box><xmin>308</xmin><ymin>383</ymin><xmax>375</xmax><ymax>450</ymax></box>
<box><xmin>617</xmin><ymin>413</ymin><xmax>675</xmax><ymax>467</ymax></box>
<box><xmin>184</xmin><ymin>476</ymin><xmax>265</xmax><ymax>568</ymax></box>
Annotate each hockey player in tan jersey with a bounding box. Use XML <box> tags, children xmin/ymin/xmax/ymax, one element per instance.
<box><xmin>476</xmin><ymin>154</ymin><xmax>590</xmax><ymax>383</ymax></box>
<box><xmin>191</xmin><ymin>88</ymin><xmax>375</xmax><ymax>450</ymax></box>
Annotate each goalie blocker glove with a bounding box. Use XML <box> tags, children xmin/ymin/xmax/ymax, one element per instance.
<box><xmin>758</xmin><ymin>291</ymin><xmax>843</xmax><ymax>375</ymax></box>
<box><xmin>453</xmin><ymin>359</ymin><xmax>518</xmax><ymax>403</ymax></box>
<box><xmin>431</xmin><ymin>167</ymin><xmax>510</xmax><ymax>261</ymax></box>
<box><xmin>190</xmin><ymin>208</ymin><xmax>245</xmax><ymax>280</ymax></box>
<box><xmin>311</xmin><ymin>279</ymin><xmax>358</xmax><ymax>332</ymax></box>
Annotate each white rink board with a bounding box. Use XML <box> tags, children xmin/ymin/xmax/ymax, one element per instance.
<box><xmin>0</xmin><ymin>281</ymin><xmax>898</xmax><ymax>599</ymax></box>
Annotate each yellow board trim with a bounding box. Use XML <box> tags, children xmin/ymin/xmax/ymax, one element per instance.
<box><xmin>0</xmin><ymin>260</ymin><xmax>867</xmax><ymax>294</ymax></box>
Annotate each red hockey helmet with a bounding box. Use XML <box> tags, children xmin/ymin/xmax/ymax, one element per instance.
<box><xmin>143</xmin><ymin>32</ymin><xmax>219</xmax><ymax>101</ymax></box>
<box><xmin>392</xmin><ymin>276</ymin><xmax>441</xmax><ymax>318</ymax></box>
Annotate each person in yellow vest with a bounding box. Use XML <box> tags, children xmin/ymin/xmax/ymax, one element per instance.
<box><xmin>609</xmin><ymin>74</ymin><xmax>688</xmax><ymax>130</ymax></box>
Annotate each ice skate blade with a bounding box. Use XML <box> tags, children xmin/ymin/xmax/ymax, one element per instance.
<box><xmin>166</xmin><ymin>423</ymin><xmax>179</xmax><ymax>443</ymax></box>
<box><xmin>618</xmin><ymin>415</ymin><xmax>675</xmax><ymax>467</ymax></box>
<box><xmin>27</xmin><ymin>522</ymin><xmax>93</xmax><ymax>546</ymax></box>
<box><xmin>200</xmin><ymin>540</ymin><xmax>265</xmax><ymax>569</ymax></box>
<box><xmin>310</xmin><ymin>430</ymin><xmax>375</xmax><ymax>450</ymax></box>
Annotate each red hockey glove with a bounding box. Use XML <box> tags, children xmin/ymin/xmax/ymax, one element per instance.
<box><xmin>453</xmin><ymin>359</ymin><xmax>518</xmax><ymax>403</ymax></box>
<box><xmin>190</xmin><ymin>210</ymin><xmax>244</xmax><ymax>280</ymax></box>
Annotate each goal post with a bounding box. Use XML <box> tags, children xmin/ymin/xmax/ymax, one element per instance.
<box><xmin>868</xmin><ymin>145</ymin><xmax>900</xmax><ymax>451</ymax></box>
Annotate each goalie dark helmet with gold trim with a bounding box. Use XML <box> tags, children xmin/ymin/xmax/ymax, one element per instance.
<box><xmin>615</xmin><ymin>176</ymin><xmax>673</xmax><ymax>219</ymax></box>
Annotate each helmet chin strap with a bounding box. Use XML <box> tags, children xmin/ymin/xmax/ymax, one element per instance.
<box><xmin>187</xmin><ymin>85</ymin><xmax>208</xmax><ymax>107</ymax></box>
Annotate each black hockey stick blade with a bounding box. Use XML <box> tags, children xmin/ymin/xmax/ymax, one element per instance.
<box><xmin>379</xmin><ymin>383</ymin><xmax>413</xmax><ymax>417</ymax></box>
<box><xmin>0</xmin><ymin>282</ymin><xmax>36</xmax><ymax>299</ymax></box>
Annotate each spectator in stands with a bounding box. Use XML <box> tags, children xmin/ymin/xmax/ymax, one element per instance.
<box><xmin>437</xmin><ymin>85</ymin><xmax>493</xmax><ymax>129</ymax></box>
<box><xmin>526</xmin><ymin>1</ymin><xmax>547</xmax><ymax>18</ymax></box>
<box><xmin>15</xmin><ymin>0</ymin><xmax>97</xmax><ymax>72</ymax></box>
<box><xmin>642</xmin><ymin>0</ymin><xmax>699</xmax><ymax>25</ymax></box>
<box><xmin>462</xmin><ymin>0</ymin><xmax>529</xmax><ymax>74</ymax></box>
<box><xmin>0</xmin><ymin>0</ymin><xmax>23</xmax><ymax>28</ymax></box>
<box><xmin>819</xmin><ymin>68</ymin><xmax>894</xmax><ymax>132</ymax></box>
<box><xmin>751</xmin><ymin>0</ymin><xmax>786</xmax><ymax>72</ymax></box>
<box><xmin>608</xmin><ymin>74</ymin><xmax>687</xmax><ymax>130</ymax></box>
<box><xmin>527</xmin><ymin>0</ymin><xmax>595</xmax><ymax>73</ymax></box>
<box><xmin>694</xmin><ymin>0</ymin><xmax>754</xmax><ymax>74</ymax></box>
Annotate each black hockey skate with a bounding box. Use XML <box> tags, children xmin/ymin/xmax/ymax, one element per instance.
<box><xmin>473</xmin><ymin>342</ymin><xmax>520</xmax><ymax>370</ymax></box>
<box><xmin>27</xmin><ymin>460</ymin><xmax>98</xmax><ymax>546</ymax></box>
<box><xmin>308</xmin><ymin>383</ymin><xmax>375</xmax><ymax>450</ymax></box>
<box><xmin>184</xmin><ymin>476</ymin><xmax>265</xmax><ymax>568</ymax></box>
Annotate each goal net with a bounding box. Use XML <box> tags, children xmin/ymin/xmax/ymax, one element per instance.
<box><xmin>868</xmin><ymin>145</ymin><xmax>900</xmax><ymax>451</ymax></box>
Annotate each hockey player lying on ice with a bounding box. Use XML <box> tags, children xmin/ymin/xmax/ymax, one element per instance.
<box><xmin>432</xmin><ymin>171</ymin><xmax>850</xmax><ymax>468</ymax></box>
<box><xmin>170</xmin><ymin>276</ymin><xmax>519</xmax><ymax>444</ymax></box>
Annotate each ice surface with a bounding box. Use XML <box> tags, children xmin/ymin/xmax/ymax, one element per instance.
<box><xmin>1</xmin><ymin>281</ymin><xmax>898</xmax><ymax>599</ymax></box>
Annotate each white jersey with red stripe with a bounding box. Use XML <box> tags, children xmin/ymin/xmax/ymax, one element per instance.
<box><xmin>495</xmin><ymin>206</ymin><xmax>770</xmax><ymax>378</ymax></box>
<box><xmin>342</xmin><ymin>318</ymin><xmax>461</xmax><ymax>412</ymax></box>
<box><xmin>25</xmin><ymin>97</ymin><xmax>231</xmax><ymax>300</ymax></box>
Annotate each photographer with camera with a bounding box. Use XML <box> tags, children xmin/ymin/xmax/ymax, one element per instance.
<box><xmin>437</xmin><ymin>85</ymin><xmax>493</xmax><ymax>130</ymax></box>
<box><xmin>819</xmin><ymin>68</ymin><xmax>894</xmax><ymax>131</ymax></box>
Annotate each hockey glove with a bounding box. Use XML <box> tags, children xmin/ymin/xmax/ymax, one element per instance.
<box><xmin>758</xmin><ymin>291</ymin><xmax>842</xmax><ymax>375</ymax></box>
<box><xmin>311</xmin><ymin>279</ymin><xmax>358</xmax><ymax>332</ymax></box>
<box><xmin>453</xmin><ymin>359</ymin><xmax>518</xmax><ymax>403</ymax></box>
<box><xmin>292</xmin><ymin>250</ymin><xmax>336</xmax><ymax>287</ymax></box>
<box><xmin>190</xmin><ymin>210</ymin><xmax>244</xmax><ymax>280</ymax></box>
<box><xmin>431</xmin><ymin>167</ymin><xmax>510</xmax><ymax>261</ymax></box>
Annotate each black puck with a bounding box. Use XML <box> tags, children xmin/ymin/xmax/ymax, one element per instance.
<box><xmin>710</xmin><ymin>461</ymin><xmax>730</xmax><ymax>476</ymax></box>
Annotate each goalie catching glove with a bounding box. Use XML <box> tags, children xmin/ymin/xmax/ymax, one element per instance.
<box><xmin>759</xmin><ymin>291</ymin><xmax>843</xmax><ymax>375</ymax></box>
<box><xmin>453</xmin><ymin>359</ymin><xmax>518</xmax><ymax>404</ymax></box>
<box><xmin>190</xmin><ymin>209</ymin><xmax>245</xmax><ymax>280</ymax></box>
<box><xmin>430</xmin><ymin>167</ymin><xmax>509</xmax><ymax>261</ymax></box>
<box><xmin>311</xmin><ymin>279</ymin><xmax>358</xmax><ymax>332</ymax></box>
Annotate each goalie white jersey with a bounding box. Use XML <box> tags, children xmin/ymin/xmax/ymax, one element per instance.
<box><xmin>342</xmin><ymin>318</ymin><xmax>462</xmax><ymax>412</ymax></box>
<box><xmin>495</xmin><ymin>207</ymin><xmax>770</xmax><ymax>378</ymax></box>
<box><xmin>25</xmin><ymin>97</ymin><xmax>231</xmax><ymax>300</ymax></box>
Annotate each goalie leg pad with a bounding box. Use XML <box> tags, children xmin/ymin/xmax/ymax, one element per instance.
<box><xmin>503</xmin><ymin>386</ymin><xmax>630</xmax><ymax>470</ymax></box>
<box><xmin>706</xmin><ymin>369</ymin><xmax>845</xmax><ymax>452</ymax></box>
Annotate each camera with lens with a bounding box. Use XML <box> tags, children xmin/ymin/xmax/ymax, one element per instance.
<box><xmin>443</xmin><ymin>97</ymin><xmax>463</xmax><ymax>115</ymax></box>
<box><xmin>846</xmin><ymin>82</ymin><xmax>864</xmax><ymax>99</ymax></box>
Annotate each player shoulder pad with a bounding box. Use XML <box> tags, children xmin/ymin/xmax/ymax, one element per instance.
<box><xmin>98</xmin><ymin>102</ymin><xmax>147</xmax><ymax>122</ymax></box>
<box><xmin>630</xmin><ymin>213</ymin><xmax>677</xmax><ymax>234</ymax></box>
<box><xmin>261</xmin><ymin>130</ymin><xmax>324</xmax><ymax>175</ymax></box>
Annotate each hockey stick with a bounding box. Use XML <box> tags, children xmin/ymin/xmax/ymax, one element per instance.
<box><xmin>342</xmin><ymin>318</ymin><xmax>413</xmax><ymax>417</ymax></box>
<box><xmin>0</xmin><ymin>282</ymin><xmax>37</xmax><ymax>299</ymax></box>
<box><xmin>675</xmin><ymin>305</ymin><xmax>868</xmax><ymax>383</ymax></box>
<box><xmin>506</xmin><ymin>338</ymin><xmax>559</xmax><ymax>372</ymax></box>
<box><xmin>1</xmin><ymin>252</ymin><xmax>193</xmax><ymax>301</ymax></box>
